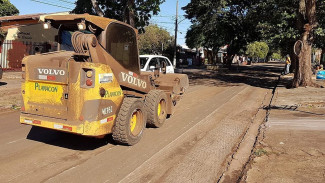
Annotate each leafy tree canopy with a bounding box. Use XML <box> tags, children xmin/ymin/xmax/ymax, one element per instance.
<box><xmin>184</xmin><ymin>0</ymin><xmax>324</xmax><ymax>86</ymax></box>
<box><xmin>185</xmin><ymin>23</ymin><xmax>204</xmax><ymax>49</ymax></box>
<box><xmin>183</xmin><ymin>0</ymin><xmax>258</xmax><ymax>57</ymax></box>
<box><xmin>247</xmin><ymin>0</ymin><xmax>325</xmax><ymax>87</ymax></box>
<box><xmin>138</xmin><ymin>24</ymin><xmax>173</xmax><ymax>55</ymax></box>
<box><xmin>72</xmin><ymin>0</ymin><xmax>164</xmax><ymax>32</ymax></box>
<box><xmin>271</xmin><ymin>53</ymin><xmax>283</xmax><ymax>60</ymax></box>
<box><xmin>183</xmin><ymin>0</ymin><xmax>325</xmax><ymax>56</ymax></box>
<box><xmin>0</xmin><ymin>0</ymin><xmax>19</xmax><ymax>17</ymax></box>
<box><xmin>0</xmin><ymin>0</ymin><xmax>19</xmax><ymax>40</ymax></box>
<box><xmin>247</xmin><ymin>0</ymin><xmax>325</xmax><ymax>55</ymax></box>
<box><xmin>246</xmin><ymin>42</ymin><xmax>269</xmax><ymax>59</ymax></box>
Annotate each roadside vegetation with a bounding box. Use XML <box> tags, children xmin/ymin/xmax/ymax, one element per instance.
<box><xmin>182</xmin><ymin>0</ymin><xmax>325</xmax><ymax>88</ymax></box>
<box><xmin>138</xmin><ymin>24</ymin><xmax>174</xmax><ymax>57</ymax></box>
<box><xmin>0</xmin><ymin>0</ymin><xmax>19</xmax><ymax>41</ymax></box>
<box><xmin>245</xmin><ymin>42</ymin><xmax>270</xmax><ymax>62</ymax></box>
<box><xmin>72</xmin><ymin>0</ymin><xmax>165</xmax><ymax>33</ymax></box>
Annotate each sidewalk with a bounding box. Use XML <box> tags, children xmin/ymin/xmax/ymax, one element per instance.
<box><xmin>0</xmin><ymin>71</ymin><xmax>22</xmax><ymax>112</ymax></box>
<box><xmin>244</xmin><ymin>77</ymin><xmax>325</xmax><ymax>183</ymax></box>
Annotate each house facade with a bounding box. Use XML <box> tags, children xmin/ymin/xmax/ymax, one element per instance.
<box><xmin>0</xmin><ymin>12</ymin><xmax>68</xmax><ymax>69</ymax></box>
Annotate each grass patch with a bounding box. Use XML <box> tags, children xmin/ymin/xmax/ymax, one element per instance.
<box><xmin>254</xmin><ymin>148</ymin><xmax>268</xmax><ymax>157</ymax></box>
<box><xmin>11</xmin><ymin>104</ymin><xmax>21</xmax><ymax>110</ymax></box>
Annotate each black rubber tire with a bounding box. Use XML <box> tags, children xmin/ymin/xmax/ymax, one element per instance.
<box><xmin>145</xmin><ymin>90</ymin><xmax>168</xmax><ymax>128</ymax></box>
<box><xmin>112</xmin><ymin>97</ymin><xmax>146</xmax><ymax>145</ymax></box>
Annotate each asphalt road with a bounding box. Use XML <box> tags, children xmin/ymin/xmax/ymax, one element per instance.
<box><xmin>0</xmin><ymin>65</ymin><xmax>280</xmax><ymax>183</ymax></box>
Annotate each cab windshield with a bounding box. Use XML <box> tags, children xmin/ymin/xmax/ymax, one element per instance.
<box><xmin>140</xmin><ymin>57</ymin><xmax>149</xmax><ymax>69</ymax></box>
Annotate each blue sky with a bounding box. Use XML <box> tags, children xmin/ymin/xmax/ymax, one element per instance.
<box><xmin>10</xmin><ymin>0</ymin><xmax>191</xmax><ymax>46</ymax></box>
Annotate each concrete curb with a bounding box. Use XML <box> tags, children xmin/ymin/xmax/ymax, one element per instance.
<box><xmin>218</xmin><ymin>76</ymin><xmax>281</xmax><ymax>183</ymax></box>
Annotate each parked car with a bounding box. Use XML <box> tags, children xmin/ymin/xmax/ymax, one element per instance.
<box><xmin>140</xmin><ymin>55</ymin><xmax>174</xmax><ymax>73</ymax></box>
<box><xmin>0</xmin><ymin>64</ymin><xmax>3</xmax><ymax>79</ymax></box>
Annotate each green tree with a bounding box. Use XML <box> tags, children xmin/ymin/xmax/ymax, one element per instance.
<box><xmin>246</xmin><ymin>42</ymin><xmax>269</xmax><ymax>60</ymax></box>
<box><xmin>314</xmin><ymin>1</ymin><xmax>325</xmax><ymax>65</ymax></box>
<box><xmin>185</xmin><ymin>23</ymin><xmax>204</xmax><ymax>50</ymax></box>
<box><xmin>184</xmin><ymin>0</ymin><xmax>325</xmax><ymax>87</ymax></box>
<box><xmin>271</xmin><ymin>52</ymin><xmax>283</xmax><ymax>60</ymax></box>
<box><xmin>0</xmin><ymin>0</ymin><xmax>19</xmax><ymax>41</ymax></box>
<box><xmin>72</xmin><ymin>0</ymin><xmax>164</xmax><ymax>32</ymax></box>
<box><xmin>250</xmin><ymin>0</ymin><xmax>325</xmax><ymax>87</ymax></box>
<box><xmin>292</xmin><ymin>0</ymin><xmax>316</xmax><ymax>87</ymax></box>
<box><xmin>0</xmin><ymin>0</ymin><xmax>19</xmax><ymax>17</ymax></box>
<box><xmin>138</xmin><ymin>25</ymin><xmax>173</xmax><ymax>55</ymax></box>
<box><xmin>183</xmin><ymin>0</ymin><xmax>258</xmax><ymax>66</ymax></box>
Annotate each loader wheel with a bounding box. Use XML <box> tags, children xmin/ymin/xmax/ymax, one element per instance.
<box><xmin>112</xmin><ymin>97</ymin><xmax>146</xmax><ymax>145</ymax></box>
<box><xmin>145</xmin><ymin>90</ymin><xmax>168</xmax><ymax>128</ymax></box>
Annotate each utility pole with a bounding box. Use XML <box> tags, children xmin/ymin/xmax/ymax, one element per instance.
<box><xmin>173</xmin><ymin>0</ymin><xmax>178</xmax><ymax>67</ymax></box>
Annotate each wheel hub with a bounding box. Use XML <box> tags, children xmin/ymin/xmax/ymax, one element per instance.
<box><xmin>130</xmin><ymin>111</ymin><xmax>137</xmax><ymax>132</ymax></box>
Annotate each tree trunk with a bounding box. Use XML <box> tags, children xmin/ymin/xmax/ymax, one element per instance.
<box><xmin>225</xmin><ymin>54</ymin><xmax>233</xmax><ymax>69</ymax></box>
<box><xmin>207</xmin><ymin>50</ymin><xmax>213</xmax><ymax>64</ymax></box>
<box><xmin>289</xmin><ymin>52</ymin><xmax>297</xmax><ymax>73</ymax></box>
<box><xmin>123</xmin><ymin>0</ymin><xmax>135</xmax><ymax>27</ymax></box>
<box><xmin>293</xmin><ymin>26</ymin><xmax>313</xmax><ymax>87</ymax></box>
<box><xmin>320</xmin><ymin>48</ymin><xmax>325</xmax><ymax>65</ymax></box>
<box><xmin>288</xmin><ymin>39</ymin><xmax>297</xmax><ymax>73</ymax></box>
<box><xmin>212</xmin><ymin>48</ymin><xmax>218</xmax><ymax>65</ymax></box>
<box><xmin>226</xmin><ymin>45</ymin><xmax>235</xmax><ymax>69</ymax></box>
<box><xmin>292</xmin><ymin>0</ymin><xmax>316</xmax><ymax>87</ymax></box>
<box><xmin>91</xmin><ymin>0</ymin><xmax>104</xmax><ymax>17</ymax></box>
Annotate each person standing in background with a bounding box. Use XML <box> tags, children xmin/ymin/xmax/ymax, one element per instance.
<box><xmin>284</xmin><ymin>55</ymin><xmax>291</xmax><ymax>75</ymax></box>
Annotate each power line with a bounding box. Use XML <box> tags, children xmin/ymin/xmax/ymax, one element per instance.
<box><xmin>58</xmin><ymin>0</ymin><xmax>76</xmax><ymax>2</ymax></box>
<box><xmin>44</xmin><ymin>0</ymin><xmax>75</xmax><ymax>7</ymax></box>
<box><xmin>30</xmin><ymin>0</ymin><xmax>74</xmax><ymax>10</ymax></box>
<box><xmin>150</xmin><ymin>21</ymin><xmax>188</xmax><ymax>25</ymax></box>
<box><xmin>58</xmin><ymin>0</ymin><xmax>75</xmax><ymax>5</ymax></box>
<box><xmin>154</xmin><ymin>15</ymin><xmax>174</xmax><ymax>18</ymax></box>
<box><xmin>154</xmin><ymin>14</ymin><xmax>186</xmax><ymax>17</ymax></box>
<box><xmin>154</xmin><ymin>15</ymin><xmax>186</xmax><ymax>18</ymax></box>
<box><xmin>151</xmin><ymin>21</ymin><xmax>175</xmax><ymax>24</ymax></box>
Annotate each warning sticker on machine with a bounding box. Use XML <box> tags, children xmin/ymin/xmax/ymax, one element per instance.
<box><xmin>99</xmin><ymin>73</ymin><xmax>113</xmax><ymax>83</ymax></box>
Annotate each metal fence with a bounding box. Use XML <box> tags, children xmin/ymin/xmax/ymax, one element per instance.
<box><xmin>0</xmin><ymin>40</ymin><xmax>57</xmax><ymax>69</ymax></box>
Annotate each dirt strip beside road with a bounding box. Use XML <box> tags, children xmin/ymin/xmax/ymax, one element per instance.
<box><xmin>243</xmin><ymin>78</ymin><xmax>325</xmax><ymax>183</ymax></box>
<box><xmin>0</xmin><ymin>72</ymin><xmax>22</xmax><ymax>112</ymax></box>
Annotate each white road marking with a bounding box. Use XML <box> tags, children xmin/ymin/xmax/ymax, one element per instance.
<box><xmin>6</xmin><ymin>138</ymin><xmax>25</xmax><ymax>145</ymax></box>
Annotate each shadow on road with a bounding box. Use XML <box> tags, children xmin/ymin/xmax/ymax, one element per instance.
<box><xmin>0</xmin><ymin>82</ymin><xmax>8</xmax><ymax>86</ymax></box>
<box><xmin>27</xmin><ymin>126</ymin><xmax>116</xmax><ymax>150</ymax></box>
<box><xmin>182</xmin><ymin>63</ymin><xmax>284</xmax><ymax>89</ymax></box>
<box><xmin>267</xmin><ymin>105</ymin><xmax>325</xmax><ymax>116</ymax></box>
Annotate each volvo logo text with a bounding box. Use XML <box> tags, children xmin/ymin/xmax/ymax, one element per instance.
<box><xmin>38</xmin><ymin>68</ymin><xmax>65</xmax><ymax>76</ymax></box>
<box><xmin>121</xmin><ymin>72</ymin><xmax>147</xmax><ymax>89</ymax></box>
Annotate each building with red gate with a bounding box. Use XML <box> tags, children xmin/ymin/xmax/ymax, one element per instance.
<box><xmin>0</xmin><ymin>12</ymin><xmax>67</xmax><ymax>70</ymax></box>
